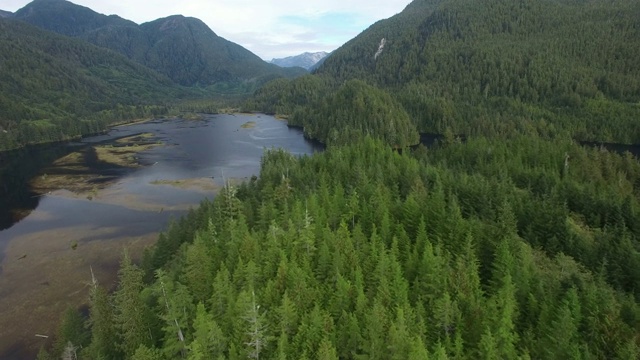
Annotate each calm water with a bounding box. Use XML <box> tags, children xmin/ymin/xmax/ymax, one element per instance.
<box><xmin>0</xmin><ymin>114</ymin><xmax>320</xmax><ymax>242</ymax></box>
<box><xmin>0</xmin><ymin>114</ymin><xmax>320</xmax><ymax>358</ymax></box>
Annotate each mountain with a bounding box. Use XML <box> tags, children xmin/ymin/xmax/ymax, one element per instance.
<box><xmin>271</xmin><ymin>51</ymin><xmax>328</xmax><ymax>70</ymax></box>
<box><xmin>14</xmin><ymin>0</ymin><xmax>306</xmax><ymax>87</ymax></box>
<box><xmin>308</xmin><ymin>53</ymin><xmax>331</xmax><ymax>72</ymax></box>
<box><xmin>0</xmin><ymin>17</ymin><xmax>194</xmax><ymax>151</ymax></box>
<box><xmin>252</xmin><ymin>0</ymin><xmax>640</xmax><ymax>145</ymax></box>
<box><xmin>13</xmin><ymin>0</ymin><xmax>135</xmax><ymax>36</ymax></box>
<box><xmin>0</xmin><ymin>10</ymin><xmax>12</xmax><ymax>18</ymax></box>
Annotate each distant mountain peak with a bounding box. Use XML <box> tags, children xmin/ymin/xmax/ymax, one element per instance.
<box><xmin>151</xmin><ymin>15</ymin><xmax>217</xmax><ymax>36</ymax></box>
<box><xmin>0</xmin><ymin>10</ymin><xmax>13</xmax><ymax>18</ymax></box>
<box><xmin>14</xmin><ymin>0</ymin><xmax>135</xmax><ymax>36</ymax></box>
<box><xmin>271</xmin><ymin>51</ymin><xmax>329</xmax><ymax>70</ymax></box>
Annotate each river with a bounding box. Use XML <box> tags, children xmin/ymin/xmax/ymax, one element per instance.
<box><xmin>0</xmin><ymin>113</ymin><xmax>320</xmax><ymax>359</ymax></box>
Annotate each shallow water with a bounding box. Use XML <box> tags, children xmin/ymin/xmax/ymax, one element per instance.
<box><xmin>0</xmin><ymin>114</ymin><xmax>320</xmax><ymax>358</ymax></box>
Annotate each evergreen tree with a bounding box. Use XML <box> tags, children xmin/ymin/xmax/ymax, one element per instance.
<box><xmin>114</xmin><ymin>252</ymin><xmax>151</xmax><ymax>357</ymax></box>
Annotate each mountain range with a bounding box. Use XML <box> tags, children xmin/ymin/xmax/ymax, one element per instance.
<box><xmin>271</xmin><ymin>51</ymin><xmax>329</xmax><ymax>70</ymax></box>
<box><xmin>0</xmin><ymin>0</ymin><xmax>312</xmax><ymax>150</ymax></box>
<box><xmin>252</xmin><ymin>0</ymin><xmax>640</xmax><ymax>146</ymax></box>
<box><xmin>12</xmin><ymin>0</ymin><xmax>305</xmax><ymax>87</ymax></box>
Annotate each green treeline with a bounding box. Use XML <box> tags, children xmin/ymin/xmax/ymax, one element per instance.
<box><xmin>44</xmin><ymin>137</ymin><xmax>640</xmax><ymax>359</ymax></box>
<box><xmin>290</xmin><ymin>80</ymin><xmax>420</xmax><ymax>147</ymax></box>
<box><xmin>248</xmin><ymin>0</ymin><xmax>640</xmax><ymax>146</ymax></box>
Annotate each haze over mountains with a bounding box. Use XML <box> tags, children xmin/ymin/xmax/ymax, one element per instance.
<box><xmin>271</xmin><ymin>52</ymin><xmax>329</xmax><ymax>70</ymax></box>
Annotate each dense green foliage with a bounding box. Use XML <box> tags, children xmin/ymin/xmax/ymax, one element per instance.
<box><xmin>0</xmin><ymin>17</ymin><xmax>199</xmax><ymax>151</ymax></box>
<box><xmin>43</xmin><ymin>137</ymin><xmax>640</xmax><ymax>359</ymax></box>
<box><xmin>14</xmin><ymin>0</ymin><xmax>306</xmax><ymax>87</ymax></box>
<box><xmin>250</xmin><ymin>0</ymin><xmax>640</xmax><ymax>145</ymax></box>
<box><xmin>290</xmin><ymin>80</ymin><xmax>419</xmax><ymax>147</ymax></box>
<box><xmin>18</xmin><ymin>0</ymin><xmax>640</xmax><ymax>358</ymax></box>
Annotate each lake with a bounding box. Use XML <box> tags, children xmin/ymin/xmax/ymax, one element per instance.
<box><xmin>0</xmin><ymin>113</ymin><xmax>321</xmax><ymax>359</ymax></box>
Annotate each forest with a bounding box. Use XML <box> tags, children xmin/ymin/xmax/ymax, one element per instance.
<box><xmin>0</xmin><ymin>17</ymin><xmax>198</xmax><ymax>151</ymax></box>
<box><xmin>20</xmin><ymin>0</ymin><xmax>640</xmax><ymax>358</ymax></box>
<box><xmin>247</xmin><ymin>0</ymin><xmax>640</xmax><ymax>147</ymax></box>
<box><xmin>41</xmin><ymin>136</ymin><xmax>640</xmax><ymax>359</ymax></box>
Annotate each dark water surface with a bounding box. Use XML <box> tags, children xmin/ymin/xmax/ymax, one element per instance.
<box><xmin>0</xmin><ymin>114</ymin><xmax>320</xmax><ymax>359</ymax></box>
<box><xmin>0</xmin><ymin>114</ymin><xmax>320</xmax><ymax>243</ymax></box>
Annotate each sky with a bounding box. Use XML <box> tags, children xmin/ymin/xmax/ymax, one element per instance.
<box><xmin>3</xmin><ymin>0</ymin><xmax>413</xmax><ymax>60</ymax></box>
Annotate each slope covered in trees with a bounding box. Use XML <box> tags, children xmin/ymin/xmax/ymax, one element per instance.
<box><xmin>250</xmin><ymin>0</ymin><xmax>640</xmax><ymax>145</ymax></box>
<box><xmin>14</xmin><ymin>0</ymin><xmax>306</xmax><ymax>87</ymax></box>
<box><xmin>290</xmin><ymin>79</ymin><xmax>420</xmax><ymax>147</ymax></box>
<box><xmin>43</xmin><ymin>137</ymin><xmax>640</xmax><ymax>359</ymax></box>
<box><xmin>0</xmin><ymin>17</ymin><xmax>193</xmax><ymax>151</ymax></box>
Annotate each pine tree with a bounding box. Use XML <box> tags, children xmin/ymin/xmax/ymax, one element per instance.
<box><xmin>53</xmin><ymin>307</ymin><xmax>89</xmax><ymax>358</ymax></box>
<box><xmin>184</xmin><ymin>233</ymin><xmax>215</xmax><ymax>303</ymax></box>
<box><xmin>86</xmin><ymin>271</ymin><xmax>119</xmax><ymax>359</ymax></box>
<box><xmin>155</xmin><ymin>270</ymin><xmax>194</xmax><ymax>359</ymax></box>
<box><xmin>245</xmin><ymin>291</ymin><xmax>270</xmax><ymax>360</ymax></box>
<box><xmin>189</xmin><ymin>303</ymin><xmax>226</xmax><ymax>360</ymax></box>
<box><xmin>317</xmin><ymin>337</ymin><xmax>339</xmax><ymax>360</ymax></box>
<box><xmin>114</xmin><ymin>252</ymin><xmax>151</xmax><ymax>357</ymax></box>
<box><xmin>132</xmin><ymin>345</ymin><xmax>162</xmax><ymax>360</ymax></box>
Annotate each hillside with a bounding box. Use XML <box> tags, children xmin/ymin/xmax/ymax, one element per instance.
<box><xmin>251</xmin><ymin>0</ymin><xmax>640</xmax><ymax>145</ymax></box>
<box><xmin>14</xmin><ymin>0</ymin><xmax>306</xmax><ymax>87</ymax></box>
<box><xmin>13</xmin><ymin>0</ymin><xmax>135</xmax><ymax>36</ymax></box>
<box><xmin>0</xmin><ymin>17</ymin><xmax>194</xmax><ymax>151</ymax></box>
<box><xmin>0</xmin><ymin>10</ymin><xmax>12</xmax><ymax>18</ymax></box>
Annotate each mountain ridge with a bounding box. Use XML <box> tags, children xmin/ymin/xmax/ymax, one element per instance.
<box><xmin>252</xmin><ymin>0</ymin><xmax>640</xmax><ymax>145</ymax></box>
<box><xmin>271</xmin><ymin>51</ymin><xmax>329</xmax><ymax>70</ymax></box>
<box><xmin>13</xmin><ymin>0</ymin><xmax>306</xmax><ymax>87</ymax></box>
<box><xmin>0</xmin><ymin>17</ymin><xmax>195</xmax><ymax>150</ymax></box>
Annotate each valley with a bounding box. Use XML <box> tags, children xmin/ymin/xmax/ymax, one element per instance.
<box><xmin>1</xmin><ymin>0</ymin><xmax>639</xmax><ymax>359</ymax></box>
<box><xmin>0</xmin><ymin>114</ymin><xmax>319</xmax><ymax>358</ymax></box>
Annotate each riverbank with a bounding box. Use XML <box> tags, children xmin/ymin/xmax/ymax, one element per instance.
<box><xmin>0</xmin><ymin>114</ymin><xmax>320</xmax><ymax>359</ymax></box>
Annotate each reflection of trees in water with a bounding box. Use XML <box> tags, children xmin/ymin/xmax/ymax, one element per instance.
<box><xmin>0</xmin><ymin>141</ymin><xmax>130</xmax><ymax>230</ymax></box>
<box><xmin>0</xmin><ymin>145</ymin><xmax>69</xmax><ymax>230</ymax></box>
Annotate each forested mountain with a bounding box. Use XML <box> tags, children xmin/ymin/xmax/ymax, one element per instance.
<box><xmin>271</xmin><ymin>52</ymin><xmax>329</xmax><ymax>70</ymax></box>
<box><xmin>32</xmin><ymin>0</ymin><xmax>640</xmax><ymax>358</ymax></box>
<box><xmin>14</xmin><ymin>0</ymin><xmax>306</xmax><ymax>87</ymax></box>
<box><xmin>0</xmin><ymin>10</ymin><xmax>12</xmax><ymax>18</ymax></box>
<box><xmin>13</xmin><ymin>0</ymin><xmax>136</xmax><ymax>36</ymax></box>
<box><xmin>249</xmin><ymin>0</ymin><xmax>640</xmax><ymax>146</ymax></box>
<box><xmin>0</xmin><ymin>17</ymin><xmax>193</xmax><ymax>151</ymax></box>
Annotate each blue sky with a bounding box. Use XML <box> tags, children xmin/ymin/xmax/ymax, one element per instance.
<box><xmin>3</xmin><ymin>0</ymin><xmax>413</xmax><ymax>59</ymax></box>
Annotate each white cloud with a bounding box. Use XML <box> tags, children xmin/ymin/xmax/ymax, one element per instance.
<box><xmin>3</xmin><ymin>0</ymin><xmax>413</xmax><ymax>59</ymax></box>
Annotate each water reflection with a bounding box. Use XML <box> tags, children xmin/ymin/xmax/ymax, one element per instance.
<box><xmin>0</xmin><ymin>114</ymin><xmax>320</xmax><ymax>359</ymax></box>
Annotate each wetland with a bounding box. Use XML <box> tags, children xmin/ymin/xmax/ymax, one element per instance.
<box><xmin>0</xmin><ymin>113</ymin><xmax>320</xmax><ymax>359</ymax></box>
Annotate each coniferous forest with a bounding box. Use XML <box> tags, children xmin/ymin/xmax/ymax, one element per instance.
<box><xmin>47</xmin><ymin>137</ymin><xmax>640</xmax><ymax>359</ymax></box>
<box><xmin>8</xmin><ymin>0</ymin><xmax>640</xmax><ymax>359</ymax></box>
<box><xmin>247</xmin><ymin>0</ymin><xmax>640</xmax><ymax>146</ymax></box>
